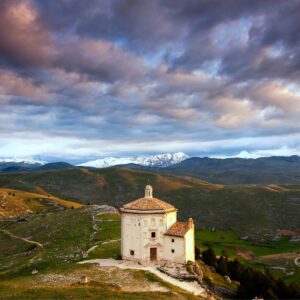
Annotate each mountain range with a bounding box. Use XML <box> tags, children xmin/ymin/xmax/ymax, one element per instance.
<box><xmin>0</xmin><ymin>152</ymin><xmax>189</xmax><ymax>171</ymax></box>
<box><xmin>3</xmin><ymin>154</ymin><xmax>300</xmax><ymax>184</ymax></box>
<box><xmin>77</xmin><ymin>152</ymin><xmax>189</xmax><ymax>168</ymax></box>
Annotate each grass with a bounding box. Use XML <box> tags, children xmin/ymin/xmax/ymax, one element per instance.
<box><xmin>197</xmin><ymin>260</ymin><xmax>237</xmax><ymax>292</ymax></box>
<box><xmin>196</xmin><ymin>229</ymin><xmax>300</xmax><ymax>284</ymax></box>
<box><xmin>88</xmin><ymin>214</ymin><xmax>121</xmax><ymax>259</ymax></box>
<box><xmin>0</xmin><ymin>207</ymin><xmax>94</xmax><ymax>280</ymax></box>
<box><xmin>0</xmin><ymin>209</ymin><xmax>198</xmax><ymax>300</ymax></box>
<box><xmin>0</xmin><ymin>188</ymin><xmax>82</xmax><ymax>218</ymax></box>
<box><xmin>196</xmin><ymin>230</ymin><xmax>300</xmax><ymax>257</ymax></box>
<box><xmin>88</xmin><ymin>240</ymin><xmax>121</xmax><ymax>259</ymax></box>
<box><xmin>0</xmin><ymin>287</ymin><xmax>196</xmax><ymax>300</ymax></box>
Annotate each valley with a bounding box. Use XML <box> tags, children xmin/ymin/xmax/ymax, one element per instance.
<box><xmin>0</xmin><ymin>168</ymin><xmax>299</xmax><ymax>239</ymax></box>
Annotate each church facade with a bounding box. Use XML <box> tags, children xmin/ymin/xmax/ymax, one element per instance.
<box><xmin>120</xmin><ymin>185</ymin><xmax>195</xmax><ymax>264</ymax></box>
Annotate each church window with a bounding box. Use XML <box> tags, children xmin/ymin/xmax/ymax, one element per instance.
<box><xmin>130</xmin><ymin>250</ymin><xmax>134</xmax><ymax>256</ymax></box>
<box><xmin>151</xmin><ymin>232</ymin><xmax>156</xmax><ymax>238</ymax></box>
<box><xmin>171</xmin><ymin>249</ymin><xmax>175</xmax><ymax>253</ymax></box>
<box><xmin>172</xmin><ymin>239</ymin><xmax>174</xmax><ymax>243</ymax></box>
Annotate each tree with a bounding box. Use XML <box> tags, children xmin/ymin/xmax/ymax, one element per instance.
<box><xmin>289</xmin><ymin>282</ymin><xmax>300</xmax><ymax>299</ymax></box>
<box><xmin>227</xmin><ymin>258</ymin><xmax>243</xmax><ymax>281</ymax></box>
<box><xmin>217</xmin><ymin>256</ymin><xmax>229</xmax><ymax>276</ymax></box>
<box><xmin>275</xmin><ymin>278</ymin><xmax>291</xmax><ymax>299</ymax></box>
<box><xmin>202</xmin><ymin>246</ymin><xmax>217</xmax><ymax>268</ymax></box>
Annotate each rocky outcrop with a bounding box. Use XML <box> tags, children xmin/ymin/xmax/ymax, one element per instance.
<box><xmin>157</xmin><ymin>261</ymin><xmax>198</xmax><ymax>281</ymax></box>
<box><xmin>84</xmin><ymin>204</ymin><xmax>119</xmax><ymax>215</ymax></box>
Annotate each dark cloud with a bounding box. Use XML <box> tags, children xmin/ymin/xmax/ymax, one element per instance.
<box><xmin>0</xmin><ymin>0</ymin><xmax>54</xmax><ymax>67</ymax></box>
<box><xmin>0</xmin><ymin>0</ymin><xmax>300</xmax><ymax>159</ymax></box>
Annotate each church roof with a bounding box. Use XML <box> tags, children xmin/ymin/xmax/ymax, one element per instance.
<box><xmin>165</xmin><ymin>221</ymin><xmax>190</xmax><ymax>237</ymax></box>
<box><xmin>122</xmin><ymin>197</ymin><xmax>176</xmax><ymax>211</ymax></box>
<box><xmin>120</xmin><ymin>185</ymin><xmax>177</xmax><ymax>213</ymax></box>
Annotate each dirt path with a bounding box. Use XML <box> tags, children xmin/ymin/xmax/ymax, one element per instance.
<box><xmin>0</xmin><ymin>229</ymin><xmax>44</xmax><ymax>248</ymax></box>
<box><xmin>79</xmin><ymin>258</ymin><xmax>207</xmax><ymax>296</ymax></box>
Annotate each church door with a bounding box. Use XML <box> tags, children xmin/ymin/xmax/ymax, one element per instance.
<box><xmin>150</xmin><ymin>248</ymin><xmax>157</xmax><ymax>261</ymax></box>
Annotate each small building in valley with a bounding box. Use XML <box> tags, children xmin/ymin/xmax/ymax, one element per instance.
<box><xmin>120</xmin><ymin>185</ymin><xmax>195</xmax><ymax>264</ymax></box>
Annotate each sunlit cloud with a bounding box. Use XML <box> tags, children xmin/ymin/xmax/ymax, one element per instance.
<box><xmin>0</xmin><ymin>0</ymin><xmax>299</xmax><ymax>161</ymax></box>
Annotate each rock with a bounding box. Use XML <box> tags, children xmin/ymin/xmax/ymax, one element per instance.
<box><xmin>192</xmin><ymin>262</ymin><xmax>203</xmax><ymax>282</ymax></box>
<box><xmin>157</xmin><ymin>262</ymin><xmax>198</xmax><ymax>281</ymax></box>
<box><xmin>80</xmin><ymin>275</ymin><xmax>89</xmax><ymax>284</ymax></box>
<box><xmin>224</xmin><ymin>275</ymin><xmax>231</xmax><ymax>283</ymax></box>
<box><xmin>32</xmin><ymin>269</ymin><xmax>38</xmax><ymax>275</ymax></box>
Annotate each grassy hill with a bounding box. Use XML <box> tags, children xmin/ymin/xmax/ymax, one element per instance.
<box><xmin>0</xmin><ymin>168</ymin><xmax>300</xmax><ymax>239</ymax></box>
<box><xmin>0</xmin><ymin>188</ymin><xmax>82</xmax><ymax>218</ymax></box>
<box><xmin>0</xmin><ymin>205</ymin><xmax>298</xmax><ymax>299</ymax></box>
<box><xmin>158</xmin><ymin>156</ymin><xmax>300</xmax><ymax>184</ymax></box>
<box><xmin>0</xmin><ymin>206</ymin><xmax>199</xmax><ymax>299</ymax></box>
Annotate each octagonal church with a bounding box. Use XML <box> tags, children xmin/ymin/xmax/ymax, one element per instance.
<box><xmin>120</xmin><ymin>185</ymin><xmax>195</xmax><ymax>264</ymax></box>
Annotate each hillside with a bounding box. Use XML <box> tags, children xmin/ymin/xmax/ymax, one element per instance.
<box><xmin>0</xmin><ymin>205</ymin><xmax>298</xmax><ymax>298</ymax></box>
<box><xmin>0</xmin><ymin>188</ymin><xmax>82</xmax><ymax>218</ymax></box>
<box><xmin>158</xmin><ymin>156</ymin><xmax>300</xmax><ymax>184</ymax></box>
<box><xmin>0</xmin><ymin>206</ymin><xmax>200</xmax><ymax>299</ymax></box>
<box><xmin>0</xmin><ymin>161</ymin><xmax>74</xmax><ymax>173</ymax></box>
<box><xmin>0</xmin><ymin>168</ymin><xmax>300</xmax><ymax>239</ymax></box>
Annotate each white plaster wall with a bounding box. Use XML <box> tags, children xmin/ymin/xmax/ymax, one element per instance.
<box><xmin>185</xmin><ymin>228</ymin><xmax>195</xmax><ymax>262</ymax></box>
<box><xmin>163</xmin><ymin>235</ymin><xmax>185</xmax><ymax>264</ymax></box>
<box><xmin>121</xmin><ymin>213</ymin><xmax>143</xmax><ymax>260</ymax></box>
<box><xmin>141</xmin><ymin>213</ymin><xmax>164</xmax><ymax>261</ymax></box>
<box><xmin>166</xmin><ymin>211</ymin><xmax>177</xmax><ymax>230</ymax></box>
<box><xmin>122</xmin><ymin>212</ymin><xmax>177</xmax><ymax>262</ymax></box>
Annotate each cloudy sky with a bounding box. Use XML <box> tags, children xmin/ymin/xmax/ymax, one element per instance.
<box><xmin>0</xmin><ymin>0</ymin><xmax>300</xmax><ymax>162</ymax></box>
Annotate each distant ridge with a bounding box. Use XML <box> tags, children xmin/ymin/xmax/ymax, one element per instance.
<box><xmin>0</xmin><ymin>157</ymin><xmax>46</xmax><ymax>165</ymax></box>
<box><xmin>36</xmin><ymin>162</ymin><xmax>74</xmax><ymax>171</ymax></box>
<box><xmin>0</xmin><ymin>161</ymin><xmax>74</xmax><ymax>172</ymax></box>
<box><xmin>3</xmin><ymin>154</ymin><xmax>300</xmax><ymax>184</ymax></box>
<box><xmin>159</xmin><ymin>155</ymin><xmax>300</xmax><ymax>184</ymax></box>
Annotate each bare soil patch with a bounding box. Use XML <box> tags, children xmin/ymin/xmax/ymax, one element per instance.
<box><xmin>236</xmin><ymin>247</ymin><xmax>254</xmax><ymax>260</ymax></box>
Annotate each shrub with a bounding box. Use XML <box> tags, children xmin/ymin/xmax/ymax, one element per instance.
<box><xmin>202</xmin><ymin>246</ymin><xmax>217</xmax><ymax>269</ymax></box>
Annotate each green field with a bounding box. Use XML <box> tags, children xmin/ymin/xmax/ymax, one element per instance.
<box><xmin>196</xmin><ymin>229</ymin><xmax>300</xmax><ymax>284</ymax></box>
<box><xmin>87</xmin><ymin>214</ymin><xmax>121</xmax><ymax>259</ymax></box>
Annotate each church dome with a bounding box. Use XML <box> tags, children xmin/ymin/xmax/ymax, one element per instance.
<box><xmin>120</xmin><ymin>185</ymin><xmax>177</xmax><ymax>214</ymax></box>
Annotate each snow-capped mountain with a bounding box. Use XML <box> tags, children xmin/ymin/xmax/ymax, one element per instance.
<box><xmin>0</xmin><ymin>157</ymin><xmax>46</xmax><ymax>165</ymax></box>
<box><xmin>77</xmin><ymin>152</ymin><xmax>189</xmax><ymax>168</ymax></box>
